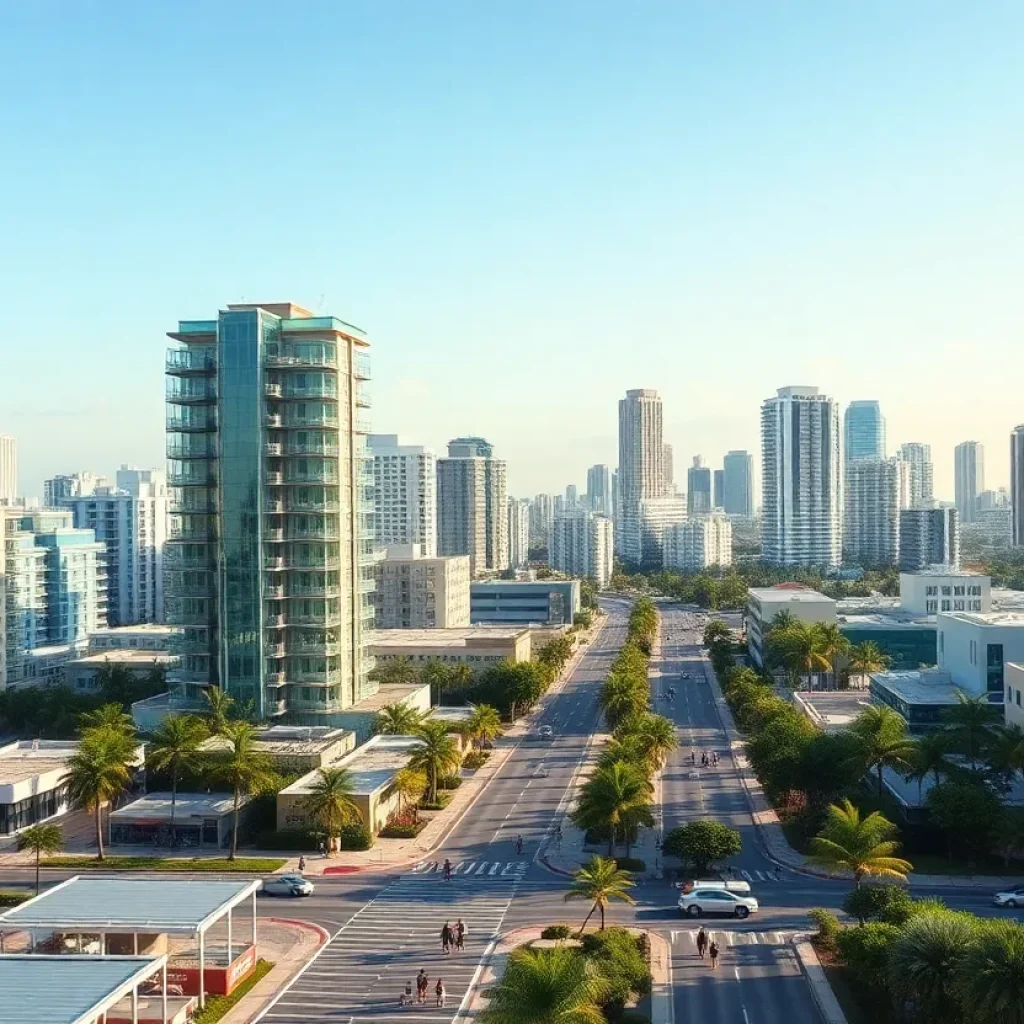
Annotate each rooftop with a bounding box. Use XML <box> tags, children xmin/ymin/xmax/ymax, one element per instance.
<box><xmin>0</xmin><ymin>876</ymin><xmax>260</xmax><ymax>934</ymax></box>
<box><xmin>343</xmin><ymin>681</ymin><xmax>429</xmax><ymax>714</ymax></box>
<box><xmin>428</xmin><ymin>706</ymin><xmax>475</xmax><ymax>724</ymax></box>
<box><xmin>794</xmin><ymin>690</ymin><xmax>874</xmax><ymax>732</ymax></box>
<box><xmin>70</xmin><ymin>650</ymin><xmax>178</xmax><ymax>667</ymax></box>
<box><xmin>748</xmin><ymin>586</ymin><xmax>834</xmax><ymax>604</ymax></box>
<box><xmin>109</xmin><ymin>792</ymin><xmax>247</xmax><ymax>821</ymax></box>
<box><xmin>0</xmin><ymin>740</ymin><xmax>84</xmax><ymax>786</ymax></box>
<box><xmin>200</xmin><ymin>725</ymin><xmax>354</xmax><ymax>757</ymax></box>
<box><xmin>869</xmin><ymin>669</ymin><xmax>970</xmax><ymax>705</ymax></box>
<box><xmin>370</xmin><ymin>627</ymin><xmax>530</xmax><ymax>647</ymax></box>
<box><xmin>281</xmin><ymin>735</ymin><xmax>424</xmax><ymax>797</ymax></box>
<box><xmin>838</xmin><ymin>612</ymin><xmax>935</xmax><ymax>629</ymax></box>
<box><xmin>0</xmin><ymin>954</ymin><xmax>165</xmax><ymax>1024</ymax></box>
<box><xmin>939</xmin><ymin>611</ymin><xmax>1024</xmax><ymax>627</ymax></box>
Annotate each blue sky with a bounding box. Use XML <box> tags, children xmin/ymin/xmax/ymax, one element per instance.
<box><xmin>2</xmin><ymin>1</ymin><xmax>1022</xmax><ymax>500</ymax></box>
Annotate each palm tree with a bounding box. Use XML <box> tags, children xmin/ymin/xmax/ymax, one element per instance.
<box><xmin>78</xmin><ymin>703</ymin><xmax>136</xmax><ymax>737</ymax></box>
<box><xmin>942</xmin><ymin>689</ymin><xmax>995</xmax><ymax>769</ymax></box>
<box><xmin>202</xmin><ymin>686</ymin><xmax>235</xmax><ymax>735</ymax></box>
<box><xmin>392</xmin><ymin>767</ymin><xmax>426</xmax><ymax>819</ymax></box>
<box><xmin>766</xmin><ymin>609</ymin><xmax>797</xmax><ymax>634</ymax></box>
<box><xmin>300</xmin><ymin>767</ymin><xmax>361</xmax><ymax>853</ymax></box>
<box><xmin>600</xmin><ymin>677</ymin><xmax>648</xmax><ymax>731</ymax></box>
<box><xmin>847</xmin><ymin>641</ymin><xmax>891</xmax><ymax>690</ymax></box>
<box><xmin>479</xmin><ymin>946</ymin><xmax>607</xmax><ymax>1024</ymax></box>
<box><xmin>849</xmin><ymin>704</ymin><xmax>915</xmax><ymax>796</ymax></box>
<box><xmin>814</xmin><ymin>622</ymin><xmax>851</xmax><ymax>690</ymax></box>
<box><xmin>375</xmin><ymin>702</ymin><xmax>425</xmax><ymax>736</ymax></box>
<box><xmin>408</xmin><ymin>720</ymin><xmax>460</xmax><ymax>803</ymax></box>
<box><xmin>563</xmin><ymin>855</ymin><xmax>636</xmax><ymax>933</ymax></box>
<box><xmin>206</xmin><ymin>721</ymin><xmax>279</xmax><ymax>860</ymax></box>
<box><xmin>146</xmin><ymin>714</ymin><xmax>208</xmax><ymax>846</ymax></box>
<box><xmin>632</xmin><ymin>713</ymin><xmax>676</xmax><ymax>769</ymax></box>
<box><xmin>889</xmin><ymin>912</ymin><xmax>978</xmax><ymax>1022</ymax></box>
<box><xmin>16</xmin><ymin>823</ymin><xmax>63</xmax><ymax>894</ymax></box>
<box><xmin>955</xmin><ymin>918</ymin><xmax>1024</xmax><ymax>1024</ymax></box>
<box><xmin>988</xmin><ymin>723</ymin><xmax>1024</xmax><ymax>787</ymax></box>
<box><xmin>369</xmin><ymin>657</ymin><xmax>419</xmax><ymax>685</ymax></box>
<box><xmin>809</xmin><ymin>798</ymin><xmax>913</xmax><ymax>888</ymax></box>
<box><xmin>905</xmin><ymin>731</ymin><xmax>952</xmax><ymax>802</ymax></box>
<box><xmin>64</xmin><ymin>729</ymin><xmax>136</xmax><ymax>861</ymax></box>
<box><xmin>767</xmin><ymin>622</ymin><xmax>830</xmax><ymax>689</ymax></box>
<box><xmin>467</xmin><ymin>704</ymin><xmax>502</xmax><ymax>750</ymax></box>
<box><xmin>597</xmin><ymin>735</ymin><xmax>652</xmax><ymax>774</ymax></box>
<box><xmin>571</xmin><ymin>762</ymin><xmax>653</xmax><ymax>857</ymax></box>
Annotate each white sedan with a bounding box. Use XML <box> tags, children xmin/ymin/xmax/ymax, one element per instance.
<box><xmin>262</xmin><ymin>875</ymin><xmax>315</xmax><ymax>898</ymax></box>
<box><xmin>993</xmin><ymin>886</ymin><xmax>1024</xmax><ymax>908</ymax></box>
<box><xmin>678</xmin><ymin>886</ymin><xmax>759</xmax><ymax>919</ymax></box>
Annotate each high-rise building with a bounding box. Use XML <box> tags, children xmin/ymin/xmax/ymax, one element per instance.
<box><xmin>617</xmin><ymin>389</ymin><xmax>664</xmax><ymax>563</ymax></box>
<box><xmin>374</xmin><ymin>545</ymin><xmax>470</xmax><ymax>628</ymax></box>
<box><xmin>897</xmin><ymin>443</ymin><xmax>934</xmax><ymax>509</ymax></box>
<box><xmin>954</xmin><ymin>441</ymin><xmax>984</xmax><ymax>525</ymax></box>
<box><xmin>844</xmin><ymin>459</ymin><xmax>908</xmax><ymax>566</ymax></box>
<box><xmin>550</xmin><ymin>512</ymin><xmax>614</xmax><ymax>587</ymax></box>
<box><xmin>0</xmin><ymin>435</ymin><xmax>15</xmax><ymax>505</ymax></box>
<box><xmin>507</xmin><ymin>496</ymin><xmax>530</xmax><ymax>568</ymax></box>
<box><xmin>611</xmin><ymin>470</ymin><xmax>618</xmax><ymax>520</ymax></box>
<box><xmin>843</xmin><ymin>401</ymin><xmax>886</xmax><ymax>463</ymax></box>
<box><xmin>662</xmin><ymin>444</ymin><xmax>674</xmax><ymax>490</ymax></box>
<box><xmin>586</xmin><ymin>464</ymin><xmax>612</xmax><ymax>515</ymax></box>
<box><xmin>367</xmin><ymin>434</ymin><xmax>437</xmax><ymax>557</ymax></box>
<box><xmin>565</xmin><ymin>484</ymin><xmax>579</xmax><ymax>509</ymax></box>
<box><xmin>44</xmin><ymin>471</ymin><xmax>110</xmax><ymax>506</ymax></box>
<box><xmin>64</xmin><ymin>472</ymin><xmax>167</xmax><ymax>626</ymax></box>
<box><xmin>899</xmin><ymin>507</ymin><xmax>960</xmax><ymax>571</ymax></box>
<box><xmin>663</xmin><ymin>514</ymin><xmax>733</xmax><ymax>571</ymax></box>
<box><xmin>761</xmin><ymin>386</ymin><xmax>842</xmax><ymax>567</ymax></box>
<box><xmin>437</xmin><ymin>437</ymin><xmax>508</xmax><ymax>575</ymax></box>
<box><xmin>1012</xmin><ymin>426</ymin><xmax>1024</xmax><ymax>547</ymax></box>
<box><xmin>620</xmin><ymin>495</ymin><xmax>687</xmax><ymax>570</ymax></box>
<box><xmin>164</xmin><ymin>302</ymin><xmax>375</xmax><ymax>720</ymax></box>
<box><xmin>713</xmin><ymin>469</ymin><xmax>724</xmax><ymax>510</ymax></box>
<box><xmin>687</xmin><ymin>456</ymin><xmax>712</xmax><ymax>516</ymax></box>
<box><xmin>528</xmin><ymin>494</ymin><xmax>555</xmax><ymax>549</ymax></box>
<box><xmin>722</xmin><ymin>450</ymin><xmax>754</xmax><ymax>518</ymax></box>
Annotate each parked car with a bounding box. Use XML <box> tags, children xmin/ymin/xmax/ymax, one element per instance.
<box><xmin>262</xmin><ymin>875</ymin><xmax>314</xmax><ymax>898</ymax></box>
<box><xmin>993</xmin><ymin>886</ymin><xmax>1024</xmax><ymax>908</ymax></box>
<box><xmin>678</xmin><ymin>886</ymin><xmax>759</xmax><ymax>919</ymax></box>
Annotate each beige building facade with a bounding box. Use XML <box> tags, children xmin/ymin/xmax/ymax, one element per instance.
<box><xmin>374</xmin><ymin>544</ymin><xmax>470</xmax><ymax>628</ymax></box>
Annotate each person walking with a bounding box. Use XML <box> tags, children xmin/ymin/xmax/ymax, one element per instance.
<box><xmin>298</xmin><ymin>855</ymin><xmax>306</xmax><ymax>873</ymax></box>
<box><xmin>696</xmin><ymin>928</ymin><xmax>708</xmax><ymax>959</ymax></box>
<box><xmin>711</xmin><ymin>751</ymin><xmax>719</xmax><ymax>766</ymax></box>
<box><xmin>441</xmin><ymin>922</ymin><xmax>452</xmax><ymax>954</ymax></box>
<box><xmin>516</xmin><ymin>835</ymin><xmax>524</xmax><ymax>855</ymax></box>
<box><xmin>436</xmin><ymin>978</ymin><xmax>446</xmax><ymax>1008</ymax></box>
<box><xmin>400</xmin><ymin>980</ymin><xmax>413</xmax><ymax>1006</ymax></box>
<box><xmin>416</xmin><ymin>970</ymin><xmax>428</xmax><ymax>1004</ymax></box>
<box><xmin>456</xmin><ymin>919</ymin><xmax>466</xmax><ymax>951</ymax></box>
<box><xmin>443</xmin><ymin>858</ymin><xmax>452</xmax><ymax>881</ymax></box>
<box><xmin>709</xmin><ymin>941</ymin><xmax>720</xmax><ymax>969</ymax></box>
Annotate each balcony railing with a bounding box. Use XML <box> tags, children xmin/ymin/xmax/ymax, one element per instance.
<box><xmin>167</xmin><ymin>442</ymin><xmax>215</xmax><ymax>459</ymax></box>
<box><xmin>353</xmin><ymin>352</ymin><xmax>371</xmax><ymax>380</ymax></box>
<box><xmin>285</xmin><ymin>443</ymin><xmax>340</xmax><ymax>457</ymax></box>
<box><xmin>167</xmin><ymin>415</ymin><xmax>216</xmax><ymax>432</ymax></box>
<box><xmin>264</xmin><ymin>530</ymin><xmax>285</xmax><ymax>543</ymax></box>
<box><xmin>167</xmin><ymin>382</ymin><xmax>216</xmax><ymax>403</ymax></box>
<box><xmin>166</xmin><ymin>349</ymin><xmax>216</xmax><ymax>374</ymax></box>
<box><xmin>264</xmin><ymin>556</ymin><xmax>286</xmax><ymax>571</ymax></box>
<box><xmin>265</xmin><ymin>472</ymin><xmax>284</xmax><ymax>485</ymax></box>
<box><xmin>265</xmin><ymin>442</ymin><xmax>283</xmax><ymax>457</ymax></box>
<box><xmin>265</xmin><ymin>672</ymin><xmax>287</xmax><ymax>684</ymax></box>
<box><xmin>167</xmin><ymin>470</ymin><xmax>217</xmax><ymax>487</ymax></box>
<box><xmin>291</xmin><ymin>558</ymin><xmax>341</xmax><ymax>570</ymax></box>
<box><xmin>264</xmin><ymin>584</ymin><xmax>286</xmax><ymax>599</ymax></box>
<box><xmin>265</xmin><ymin>353</ymin><xmax>337</xmax><ymax>368</ymax></box>
<box><xmin>279</xmin><ymin>386</ymin><xmax>338</xmax><ymax>401</ymax></box>
<box><xmin>264</xmin><ymin>616</ymin><xmax>286</xmax><ymax>629</ymax></box>
<box><xmin>264</xmin><ymin>500</ymin><xmax>285</xmax><ymax>513</ymax></box>
<box><xmin>264</xmin><ymin>644</ymin><xmax>286</xmax><ymax>659</ymax></box>
<box><xmin>265</xmin><ymin>414</ymin><xmax>283</xmax><ymax>428</ymax></box>
<box><xmin>264</xmin><ymin>383</ymin><xmax>283</xmax><ymax>398</ymax></box>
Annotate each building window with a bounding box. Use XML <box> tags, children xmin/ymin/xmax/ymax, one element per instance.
<box><xmin>987</xmin><ymin>643</ymin><xmax>1004</xmax><ymax>695</ymax></box>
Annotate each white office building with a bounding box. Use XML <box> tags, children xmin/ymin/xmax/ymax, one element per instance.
<box><xmin>0</xmin><ymin>436</ymin><xmax>15</xmax><ymax>506</ymax></box>
<box><xmin>761</xmin><ymin>386</ymin><xmax>842</xmax><ymax>567</ymax></box>
<box><xmin>663</xmin><ymin>514</ymin><xmax>733</xmax><ymax>571</ymax></box>
<box><xmin>368</xmin><ymin>434</ymin><xmax>437</xmax><ymax>557</ymax></box>
<box><xmin>954</xmin><ymin>441</ymin><xmax>984</xmax><ymax>525</ymax></box>
<box><xmin>747</xmin><ymin>585</ymin><xmax>837</xmax><ymax>668</ymax></box>
<box><xmin>899</xmin><ymin>570</ymin><xmax>989</xmax><ymax>617</ymax></box>
<box><xmin>897</xmin><ymin>443</ymin><xmax>934</xmax><ymax>509</ymax></box>
<box><xmin>550</xmin><ymin>511</ymin><xmax>614</xmax><ymax>587</ymax></box>
<box><xmin>844</xmin><ymin>458</ymin><xmax>908</xmax><ymax>566</ymax></box>
<box><xmin>618</xmin><ymin>389</ymin><xmax>665</xmax><ymax>564</ymax></box>
<box><xmin>619</xmin><ymin>495</ymin><xmax>687</xmax><ymax>570</ymax></box>
<box><xmin>507</xmin><ymin>496</ymin><xmax>530</xmax><ymax>568</ymax></box>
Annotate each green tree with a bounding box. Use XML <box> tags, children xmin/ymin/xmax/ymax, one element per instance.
<box><xmin>64</xmin><ymin>728</ymin><xmax>137</xmax><ymax>861</ymax></box>
<box><xmin>392</xmin><ymin>767</ymin><xmax>426</xmax><ymax>819</ymax></box>
<box><xmin>600</xmin><ymin>677</ymin><xmax>649</xmax><ymax>732</ymax></box>
<box><xmin>926</xmin><ymin>778</ymin><xmax>1002</xmax><ymax>863</ymax></box>
<box><xmin>375</xmin><ymin>702</ymin><xmax>426</xmax><ymax>736</ymax></box>
<box><xmin>563</xmin><ymin>855</ymin><xmax>636</xmax><ymax>933</ymax></box>
<box><xmin>479</xmin><ymin>946</ymin><xmax>607</xmax><ymax>1024</ymax></box>
<box><xmin>849</xmin><ymin>704</ymin><xmax>915</xmax><ymax>797</ymax></box>
<box><xmin>994</xmin><ymin>807</ymin><xmax>1024</xmax><ymax>867</ymax></box>
<box><xmin>202</xmin><ymin>686</ymin><xmax>235</xmax><ymax>735</ymax></box>
<box><xmin>16</xmin><ymin>823</ymin><xmax>63</xmax><ymax>894</ymax></box>
<box><xmin>408</xmin><ymin>720</ymin><xmax>461</xmax><ymax>803</ymax></box>
<box><xmin>300</xmin><ymin>767</ymin><xmax>361</xmax><ymax>852</ymax></box>
<box><xmin>369</xmin><ymin>657</ymin><xmax>419</xmax><ymax>685</ymax></box>
<box><xmin>813</xmin><ymin>622</ymin><xmax>850</xmax><ymax>689</ymax></box>
<box><xmin>847</xmin><ymin>641</ymin><xmax>891</xmax><ymax>690</ymax></box>
<box><xmin>206</xmin><ymin>721</ymin><xmax>279</xmax><ymax>860</ymax></box>
<box><xmin>78</xmin><ymin>702</ymin><xmax>136</xmax><ymax>737</ymax></box>
<box><xmin>835</xmin><ymin>922</ymin><xmax>901</xmax><ymax>991</ymax></box>
<box><xmin>467</xmin><ymin>703</ymin><xmax>502</xmax><ymax>750</ymax></box>
<box><xmin>905</xmin><ymin>731</ymin><xmax>952</xmax><ymax>802</ymax></box>
<box><xmin>94</xmin><ymin>662</ymin><xmax>143</xmax><ymax>708</ymax></box>
<box><xmin>420</xmin><ymin>660</ymin><xmax>453</xmax><ymax>705</ymax></box>
<box><xmin>571</xmin><ymin>762</ymin><xmax>653</xmax><ymax>857</ymax></box>
<box><xmin>988</xmin><ymin>723</ymin><xmax>1024</xmax><ymax>788</ymax></box>
<box><xmin>767</xmin><ymin>621</ymin><xmax>831</xmax><ymax>689</ymax></box>
<box><xmin>702</xmin><ymin>619</ymin><xmax>731</xmax><ymax>649</ymax></box>
<box><xmin>628</xmin><ymin>713</ymin><xmax>676</xmax><ymax>770</ymax></box>
<box><xmin>841</xmin><ymin>883</ymin><xmax>915</xmax><ymax>926</ymax></box>
<box><xmin>941</xmin><ymin>689</ymin><xmax>996</xmax><ymax>769</ymax></box>
<box><xmin>797</xmin><ymin>730</ymin><xmax>866</xmax><ymax>811</ymax></box>
<box><xmin>809</xmin><ymin>798</ymin><xmax>913</xmax><ymax>888</ymax></box>
<box><xmin>146</xmin><ymin>714</ymin><xmax>208</xmax><ymax>847</ymax></box>
<box><xmin>955</xmin><ymin>918</ymin><xmax>1024</xmax><ymax>1024</ymax></box>
<box><xmin>662</xmin><ymin>820</ymin><xmax>742</xmax><ymax>875</ymax></box>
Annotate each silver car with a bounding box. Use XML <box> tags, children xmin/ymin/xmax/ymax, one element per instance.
<box><xmin>262</xmin><ymin>874</ymin><xmax>314</xmax><ymax>898</ymax></box>
<box><xmin>678</xmin><ymin>886</ymin><xmax>759</xmax><ymax>919</ymax></box>
<box><xmin>993</xmin><ymin>886</ymin><xmax>1024</xmax><ymax>908</ymax></box>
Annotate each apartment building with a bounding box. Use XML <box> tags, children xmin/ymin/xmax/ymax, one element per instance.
<box><xmin>663</xmin><ymin>514</ymin><xmax>733</xmax><ymax>571</ymax></box>
<box><xmin>367</xmin><ymin>434</ymin><xmax>437</xmax><ymax>557</ymax></box>
<box><xmin>374</xmin><ymin>544</ymin><xmax>470</xmax><ymax>628</ymax></box>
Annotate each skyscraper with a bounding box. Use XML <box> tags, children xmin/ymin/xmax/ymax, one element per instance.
<box><xmin>713</xmin><ymin>469</ymin><xmax>725</xmax><ymax>510</ymax></box>
<box><xmin>507</xmin><ymin>496</ymin><xmax>530</xmax><ymax>568</ymax></box>
<box><xmin>722</xmin><ymin>450</ymin><xmax>754</xmax><ymax>518</ymax></box>
<box><xmin>529</xmin><ymin>494</ymin><xmax>555</xmax><ymax>549</ymax></box>
<box><xmin>368</xmin><ymin>434</ymin><xmax>437</xmax><ymax>557</ymax></box>
<box><xmin>550</xmin><ymin>511</ymin><xmax>614</xmax><ymax>587</ymax></box>
<box><xmin>662</xmin><ymin>444</ymin><xmax>674</xmax><ymax>491</ymax></box>
<box><xmin>843</xmin><ymin>401</ymin><xmax>886</xmax><ymax>463</ymax></box>
<box><xmin>843</xmin><ymin>459</ymin><xmax>907</xmax><ymax>566</ymax></box>
<box><xmin>565</xmin><ymin>484</ymin><xmax>579</xmax><ymax>509</ymax></box>
<box><xmin>687</xmin><ymin>456</ymin><xmax>712</xmax><ymax>516</ymax></box>
<box><xmin>617</xmin><ymin>389</ymin><xmax>665</xmax><ymax>563</ymax></box>
<box><xmin>897</xmin><ymin>443</ymin><xmax>934</xmax><ymax>509</ymax></box>
<box><xmin>761</xmin><ymin>386</ymin><xmax>842</xmax><ymax>567</ymax></box>
<box><xmin>1012</xmin><ymin>427</ymin><xmax>1024</xmax><ymax>548</ymax></box>
<box><xmin>586</xmin><ymin>464</ymin><xmax>612</xmax><ymax>515</ymax></box>
<box><xmin>0</xmin><ymin>435</ymin><xmax>16</xmax><ymax>505</ymax></box>
<box><xmin>899</xmin><ymin>507</ymin><xmax>960</xmax><ymax>571</ymax></box>
<box><xmin>437</xmin><ymin>437</ymin><xmax>508</xmax><ymax>575</ymax></box>
<box><xmin>164</xmin><ymin>302</ymin><xmax>375</xmax><ymax>720</ymax></box>
<box><xmin>44</xmin><ymin>471</ymin><xmax>110</xmax><ymax>506</ymax></box>
<box><xmin>954</xmin><ymin>441</ymin><xmax>984</xmax><ymax>525</ymax></box>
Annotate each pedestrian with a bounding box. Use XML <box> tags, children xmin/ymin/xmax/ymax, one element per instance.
<box><xmin>436</xmin><ymin>978</ymin><xmax>446</xmax><ymax>1008</ymax></box>
<box><xmin>701</xmin><ymin>752</ymin><xmax>708</xmax><ymax>767</ymax></box>
<box><xmin>441</xmin><ymin>922</ymin><xmax>451</xmax><ymax>954</ymax></box>
<box><xmin>516</xmin><ymin>834</ymin><xmax>524</xmax><ymax>855</ymax></box>
<box><xmin>416</xmin><ymin>970</ymin><xmax>428</xmax><ymax>1004</ymax></box>
<box><xmin>696</xmin><ymin>928</ymin><xmax>708</xmax><ymax>959</ymax></box>
<box><xmin>443</xmin><ymin>858</ymin><xmax>452</xmax><ymax>881</ymax></box>
<box><xmin>712</xmin><ymin>751</ymin><xmax>719</xmax><ymax>766</ymax></box>
<box><xmin>298</xmin><ymin>855</ymin><xmax>306</xmax><ymax>872</ymax></box>
<box><xmin>456</xmin><ymin>919</ymin><xmax>466</xmax><ymax>951</ymax></box>
<box><xmin>319</xmin><ymin>838</ymin><xmax>327</xmax><ymax>857</ymax></box>
<box><xmin>400</xmin><ymin>980</ymin><xmax>413</xmax><ymax>1006</ymax></box>
<box><xmin>709</xmin><ymin>941</ymin><xmax>720</xmax><ymax>969</ymax></box>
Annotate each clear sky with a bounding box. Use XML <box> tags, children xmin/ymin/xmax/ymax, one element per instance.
<box><xmin>2</xmin><ymin>1</ymin><xmax>1022</xmax><ymax>501</ymax></box>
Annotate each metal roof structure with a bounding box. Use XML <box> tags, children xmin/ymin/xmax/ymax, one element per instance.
<box><xmin>0</xmin><ymin>954</ymin><xmax>165</xmax><ymax>1024</ymax></box>
<box><xmin>0</xmin><ymin>876</ymin><xmax>260</xmax><ymax>935</ymax></box>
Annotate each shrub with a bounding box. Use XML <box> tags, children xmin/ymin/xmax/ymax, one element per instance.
<box><xmin>0</xmin><ymin>891</ymin><xmax>29</xmax><ymax>907</ymax></box>
<box><xmin>836</xmin><ymin>922</ymin><xmax>901</xmax><ymax>991</ymax></box>
<box><xmin>580</xmin><ymin>927</ymin><xmax>651</xmax><ymax>1012</ymax></box>
<box><xmin>540</xmin><ymin>924</ymin><xmax>572</xmax><ymax>939</ymax></box>
<box><xmin>615</xmin><ymin>857</ymin><xmax>646</xmax><ymax>872</ymax></box>
<box><xmin>462</xmin><ymin>750</ymin><xmax>490</xmax><ymax>770</ymax></box>
<box><xmin>662</xmin><ymin>820</ymin><xmax>742</xmax><ymax>874</ymax></box>
<box><xmin>808</xmin><ymin>907</ymin><xmax>841</xmax><ymax>950</ymax></box>
<box><xmin>418</xmin><ymin>792</ymin><xmax>453</xmax><ymax>811</ymax></box>
<box><xmin>256</xmin><ymin>828</ymin><xmax>323</xmax><ymax>852</ymax></box>
<box><xmin>438</xmin><ymin>773</ymin><xmax>463</xmax><ymax>791</ymax></box>
<box><xmin>842</xmin><ymin>883</ymin><xmax>915</xmax><ymax>926</ymax></box>
<box><xmin>337</xmin><ymin>824</ymin><xmax>373</xmax><ymax>851</ymax></box>
<box><xmin>379</xmin><ymin>819</ymin><xmax>426</xmax><ymax>839</ymax></box>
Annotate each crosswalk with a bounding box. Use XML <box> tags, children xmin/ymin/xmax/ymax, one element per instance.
<box><xmin>671</xmin><ymin>928</ymin><xmax>799</xmax><ymax>949</ymax></box>
<box><xmin>412</xmin><ymin>859</ymin><xmax>529</xmax><ymax>878</ymax></box>
<box><xmin>257</xmin><ymin>870</ymin><xmax>520</xmax><ymax>1023</ymax></box>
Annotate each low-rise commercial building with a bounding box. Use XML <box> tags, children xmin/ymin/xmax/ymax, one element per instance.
<box><xmin>374</xmin><ymin>544</ymin><xmax>470</xmax><ymax>628</ymax></box>
<box><xmin>746</xmin><ymin>584</ymin><xmax>837</xmax><ymax>667</ymax></box>
<box><xmin>899</xmin><ymin>570</ymin><xmax>989</xmax><ymax>616</ymax></box>
<box><xmin>837</xmin><ymin>612</ymin><xmax>937</xmax><ymax>670</ymax></box>
<box><xmin>369</xmin><ymin>627</ymin><xmax>533</xmax><ymax>670</ymax></box>
<box><xmin>470</xmin><ymin>579</ymin><xmax>580</xmax><ymax>626</ymax></box>
<box><xmin>66</xmin><ymin>648</ymin><xmax>178</xmax><ymax>694</ymax></box>
<box><xmin>278</xmin><ymin>734</ymin><xmax>424</xmax><ymax>834</ymax></box>
<box><xmin>108</xmin><ymin>793</ymin><xmax>252</xmax><ymax>850</ymax></box>
<box><xmin>199</xmin><ymin>725</ymin><xmax>355</xmax><ymax>772</ymax></box>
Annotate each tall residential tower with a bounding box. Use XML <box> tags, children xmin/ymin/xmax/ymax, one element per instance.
<box><xmin>954</xmin><ymin>441</ymin><xmax>984</xmax><ymax>525</ymax></box>
<box><xmin>1012</xmin><ymin>426</ymin><xmax>1024</xmax><ymax>548</ymax></box>
<box><xmin>367</xmin><ymin>434</ymin><xmax>437</xmax><ymax>557</ymax></box>
<box><xmin>722</xmin><ymin>450</ymin><xmax>754</xmax><ymax>518</ymax></box>
<box><xmin>617</xmin><ymin>389</ymin><xmax>665</xmax><ymax>563</ymax></box>
<box><xmin>897</xmin><ymin>443</ymin><xmax>934</xmax><ymax>509</ymax></box>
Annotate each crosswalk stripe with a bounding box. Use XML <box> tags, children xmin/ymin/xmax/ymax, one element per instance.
<box><xmin>740</xmin><ymin>869</ymin><xmax>753</xmax><ymax>881</ymax></box>
<box><xmin>670</xmin><ymin>929</ymin><xmax>798</xmax><ymax>949</ymax></box>
<box><xmin>475</xmin><ymin>862</ymin><xmax>488</xmax><ymax>875</ymax></box>
<box><xmin>756</xmin><ymin>870</ymin><xmax>765</xmax><ymax>881</ymax></box>
<box><xmin>489</xmin><ymin>862</ymin><xmax>500</xmax><ymax>875</ymax></box>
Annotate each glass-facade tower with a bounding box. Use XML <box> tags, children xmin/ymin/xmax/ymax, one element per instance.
<box><xmin>843</xmin><ymin>401</ymin><xmax>885</xmax><ymax>464</ymax></box>
<box><xmin>164</xmin><ymin>303</ymin><xmax>375</xmax><ymax>721</ymax></box>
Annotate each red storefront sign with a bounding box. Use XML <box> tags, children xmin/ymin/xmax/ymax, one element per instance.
<box><xmin>165</xmin><ymin>944</ymin><xmax>257</xmax><ymax>997</ymax></box>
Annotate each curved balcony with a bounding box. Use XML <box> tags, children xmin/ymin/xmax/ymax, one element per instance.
<box><xmin>264</xmin><ymin>556</ymin><xmax>286</xmax><ymax>571</ymax></box>
<box><xmin>264</xmin><ymin>530</ymin><xmax>286</xmax><ymax>543</ymax></box>
<box><xmin>264</xmin><ymin>583</ymin><xmax>286</xmax><ymax>600</ymax></box>
<box><xmin>264</xmin><ymin>616</ymin><xmax>286</xmax><ymax>629</ymax></box>
<box><xmin>278</xmin><ymin>385</ymin><xmax>338</xmax><ymax>401</ymax></box>
<box><xmin>264</xmin><ymin>643</ymin><xmax>286</xmax><ymax>659</ymax></box>
<box><xmin>265</xmin><ymin>472</ymin><xmax>285</xmax><ymax>485</ymax></box>
<box><xmin>167</xmin><ymin>414</ymin><xmax>216</xmax><ymax>433</ymax></box>
<box><xmin>265</xmin><ymin>413</ymin><xmax>283</xmax><ymax>428</ymax></box>
<box><xmin>290</xmin><ymin>558</ymin><xmax>341</xmax><ymax>570</ymax></box>
<box><xmin>265</xmin><ymin>442</ymin><xmax>283</xmax><ymax>457</ymax></box>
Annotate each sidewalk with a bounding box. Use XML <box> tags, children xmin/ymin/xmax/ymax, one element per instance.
<box><xmin>702</xmin><ymin>653</ymin><xmax>1023</xmax><ymax>890</ymax></box>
